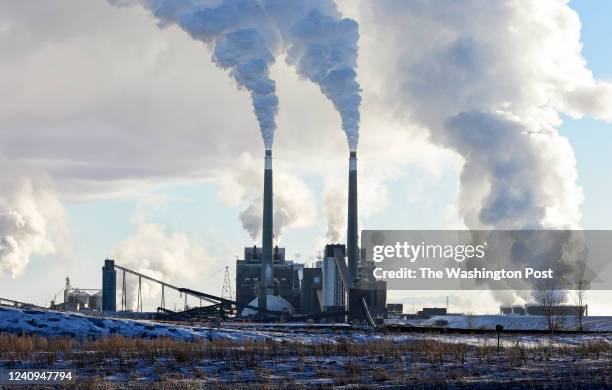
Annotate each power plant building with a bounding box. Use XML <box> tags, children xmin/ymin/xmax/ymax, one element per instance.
<box><xmin>301</xmin><ymin>267</ymin><xmax>323</xmax><ymax>316</ymax></box>
<box><xmin>234</xmin><ymin>150</ymin><xmax>388</xmax><ymax>322</ymax></box>
<box><xmin>322</xmin><ymin>244</ymin><xmax>347</xmax><ymax>312</ymax></box>
<box><xmin>235</xmin><ymin>246</ymin><xmax>303</xmax><ymax>315</ymax></box>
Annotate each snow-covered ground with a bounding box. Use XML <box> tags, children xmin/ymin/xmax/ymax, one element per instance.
<box><xmin>2</xmin><ymin>305</ymin><xmax>611</xmax><ymax>388</ymax></box>
<box><xmin>390</xmin><ymin>314</ymin><xmax>612</xmax><ymax>331</ymax></box>
<box><xmin>1</xmin><ymin>305</ymin><xmax>611</xmax><ymax>349</ymax></box>
<box><xmin>0</xmin><ymin>306</ymin><xmax>319</xmax><ymax>342</ymax></box>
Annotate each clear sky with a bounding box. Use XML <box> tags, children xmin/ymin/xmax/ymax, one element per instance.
<box><xmin>559</xmin><ymin>0</ymin><xmax>612</xmax><ymax>230</ymax></box>
<box><xmin>0</xmin><ymin>0</ymin><xmax>611</xmax><ymax>315</ymax></box>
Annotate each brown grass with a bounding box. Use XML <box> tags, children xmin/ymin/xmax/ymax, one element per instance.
<box><xmin>0</xmin><ymin>332</ymin><xmax>610</xmax><ymax>388</ymax></box>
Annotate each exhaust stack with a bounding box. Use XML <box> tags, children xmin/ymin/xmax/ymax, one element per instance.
<box><xmin>347</xmin><ymin>151</ymin><xmax>358</xmax><ymax>283</ymax></box>
<box><xmin>258</xmin><ymin>149</ymin><xmax>273</xmax><ymax>316</ymax></box>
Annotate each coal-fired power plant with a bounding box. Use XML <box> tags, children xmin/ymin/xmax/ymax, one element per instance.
<box><xmin>233</xmin><ymin>147</ymin><xmax>387</xmax><ymax>322</ymax></box>
<box><xmin>99</xmin><ymin>146</ymin><xmax>387</xmax><ymax>324</ymax></box>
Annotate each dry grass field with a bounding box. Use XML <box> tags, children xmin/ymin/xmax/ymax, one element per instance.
<box><xmin>0</xmin><ymin>332</ymin><xmax>611</xmax><ymax>389</ymax></box>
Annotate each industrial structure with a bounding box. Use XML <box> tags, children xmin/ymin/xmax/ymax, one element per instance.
<box><xmin>257</xmin><ymin>149</ymin><xmax>275</xmax><ymax>317</ymax></box>
<box><xmin>500</xmin><ymin>304</ymin><xmax>587</xmax><ymax>316</ymax></box>
<box><xmin>93</xmin><ymin>149</ymin><xmax>388</xmax><ymax>324</ymax></box>
<box><xmin>232</xmin><ymin>150</ymin><xmax>387</xmax><ymax>323</ymax></box>
<box><xmin>344</xmin><ymin>151</ymin><xmax>387</xmax><ymax>322</ymax></box>
<box><xmin>235</xmin><ymin>246</ymin><xmax>302</xmax><ymax>315</ymax></box>
<box><xmin>50</xmin><ymin>277</ymin><xmax>102</xmax><ymax>312</ymax></box>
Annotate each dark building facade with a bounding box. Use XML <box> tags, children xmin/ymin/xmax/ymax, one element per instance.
<box><xmin>236</xmin><ymin>246</ymin><xmax>303</xmax><ymax>314</ymax></box>
<box><xmin>387</xmin><ymin>303</ymin><xmax>403</xmax><ymax>316</ymax></box>
<box><xmin>301</xmin><ymin>267</ymin><xmax>322</xmax><ymax>316</ymax></box>
<box><xmin>417</xmin><ymin>307</ymin><xmax>447</xmax><ymax>319</ymax></box>
<box><xmin>102</xmin><ymin>259</ymin><xmax>116</xmax><ymax>312</ymax></box>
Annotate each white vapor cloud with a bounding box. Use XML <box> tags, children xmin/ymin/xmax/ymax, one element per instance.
<box><xmin>218</xmin><ymin>152</ymin><xmax>316</xmax><ymax>242</ymax></box>
<box><xmin>0</xmin><ymin>158</ymin><xmax>69</xmax><ymax>278</ymax></box>
<box><xmin>360</xmin><ymin>0</ymin><xmax>606</xmax><ymax>229</ymax></box>
<box><xmin>111</xmin><ymin>221</ymin><xmax>217</xmax><ymax>310</ymax></box>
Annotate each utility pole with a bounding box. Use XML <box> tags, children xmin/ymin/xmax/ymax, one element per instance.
<box><xmin>222</xmin><ymin>266</ymin><xmax>233</xmax><ymax>300</ymax></box>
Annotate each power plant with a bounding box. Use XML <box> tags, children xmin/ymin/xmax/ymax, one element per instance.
<box><xmin>236</xmin><ymin>150</ymin><xmax>387</xmax><ymax>322</ymax></box>
<box><xmin>86</xmin><ymin>148</ymin><xmax>388</xmax><ymax>323</ymax></box>
<box><xmin>232</xmin><ymin>149</ymin><xmax>387</xmax><ymax>322</ymax></box>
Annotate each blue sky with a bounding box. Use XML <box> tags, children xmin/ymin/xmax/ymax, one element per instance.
<box><xmin>559</xmin><ymin>0</ymin><xmax>612</xmax><ymax>229</ymax></box>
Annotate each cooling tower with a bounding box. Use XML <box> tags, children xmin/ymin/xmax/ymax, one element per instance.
<box><xmin>347</xmin><ymin>151</ymin><xmax>358</xmax><ymax>282</ymax></box>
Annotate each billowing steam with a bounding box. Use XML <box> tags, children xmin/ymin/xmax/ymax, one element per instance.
<box><xmin>323</xmin><ymin>172</ymin><xmax>390</xmax><ymax>243</ymax></box>
<box><xmin>364</xmin><ymin>0</ymin><xmax>612</xmax><ymax>303</ymax></box>
<box><xmin>366</xmin><ymin>0</ymin><xmax>609</xmax><ymax>231</ymax></box>
<box><xmin>218</xmin><ymin>153</ymin><xmax>316</xmax><ymax>241</ymax></box>
<box><xmin>111</xmin><ymin>221</ymin><xmax>216</xmax><ymax>310</ymax></box>
<box><xmin>281</xmin><ymin>4</ymin><xmax>362</xmax><ymax>151</ymax></box>
<box><xmin>0</xmin><ymin>159</ymin><xmax>68</xmax><ymax>278</ymax></box>
<box><xmin>109</xmin><ymin>0</ymin><xmax>362</xmax><ymax>150</ymax></box>
<box><xmin>109</xmin><ymin>0</ymin><xmax>281</xmax><ymax>149</ymax></box>
<box><xmin>323</xmin><ymin>185</ymin><xmax>345</xmax><ymax>243</ymax></box>
<box><xmin>108</xmin><ymin>0</ymin><xmax>361</xmax><ymax>241</ymax></box>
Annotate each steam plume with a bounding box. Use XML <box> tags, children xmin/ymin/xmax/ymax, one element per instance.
<box><xmin>280</xmin><ymin>4</ymin><xmax>362</xmax><ymax>150</ymax></box>
<box><xmin>218</xmin><ymin>153</ymin><xmax>315</xmax><ymax>241</ymax></box>
<box><xmin>0</xmin><ymin>159</ymin><xmax>68</xmax><ymax>278</ymax></box>
<box><xmin>110</xmin><ymin>0</ymin><xmax>280</xmax><ymax>149</ymax></box>
<box><xmin>323</xmin><ymin>185</ymin><xmax>345</xmax><ymax>243</ymax></box>
<box><xmin>365</xmin><ymin>0</ymin><xmax>603</xmax><ymax>231</ymax></box>
<box><xmin>364</xmin><ymin>0</ymin><xmax>612</xmax><ymax>302</ymax></box>
<box><xmin>109</xmin><ymin>0</ymin><xmax>363</xmax><ymax>150</ymax></box>
<box><xmin>111</xmin><ymin>221</ymin><xmax>216</xmax><ymax>310</ymax></box>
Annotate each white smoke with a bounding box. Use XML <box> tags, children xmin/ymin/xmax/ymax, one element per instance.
<box><xmin>362</xmin><ymin>0</ymin><xmax>612</xmax><ymax>230</ymax></box>
<box><xmin>361</xmin><ymin>0</ymin><xmax>612</xmax><ymax>303</ymax></box>
<box><xmin>109</xmin><ymin>0</ymin><xmax>362</xmax><ymax>151</ymax></box>
<box><xmin>0</xmin><ymin>158</ymin><xmax>69</xmax><ymax>278</ymax></box>
<box><xmin>218</xmin><ymin>153</ymin><xmax>316</xmax><ymax>241</ymax></box>
<box><xmin>323</xmin><ymin>169</ymin><xmax>390</xmax><ymax>243</ymax></box>
<box><xmin>111</xmin><ymin>221</ymin><xmax>217</xmax><ymax>310</ymax></box>
<box><xmin>110</xmin><ymin>0</ymin><xmax>281</xmax><ymax>149</ymax></box>
<box><xmin>276</xmin><ymin>1</ymin><xmax>362</xmax><ymax>151</ymax></box>
<box><xmin>323</xmin><ymin>185</ymin><xmax>345</xmax><ymax>243</ymax></box>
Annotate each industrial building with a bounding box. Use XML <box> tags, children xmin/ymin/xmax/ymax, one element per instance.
<box><xmin>387</xmin><ymin>304</ymin><xmax>403</xmax><ymax>316</ymax></box>
<box><xmin>301</xmin><ymin>266</ymin><xmax>322</xmax><ymax>316</ymax></box>
<box><xmin>95</xmin><ymin>149</ymin><xmax>388</xmax><ymax>324</ymax></box>
<box><xmin>500</xmin><ymin>304</ymin><xmax>587</xmax><ymax>316</ymax></box>
<box><xmin>50</xmin><ymin>278</ymin><xmax>102</xmax><ymax>312</ymax></box>
<box><xmin>417</xmin><ymin>307</ymin><xmax>447</xmax><ymax>319</ymax></box>
<box><xmin>235</xmin><ymin>246</ymin><xmax>302</xmax><ymax>315</ymax></box>
<box><xmin>232</xmin><ymin>149</ymin><xmax>387</xmax><ymax>323</ymax></box>
<box><xmin>500</xmin><ymin>305</ymin><xmax>527</xmax><ymax>315</ymax></box>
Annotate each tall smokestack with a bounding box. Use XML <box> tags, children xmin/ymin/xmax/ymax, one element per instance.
<box><xmin>259</xmin><ymin>149</ymin><xmax>273</xmax><ymax>316</ymax></box>
<box><xmin>347</xmin><ymin>151</ymin><xmax>358</xmax><ymax>282</ymax></box>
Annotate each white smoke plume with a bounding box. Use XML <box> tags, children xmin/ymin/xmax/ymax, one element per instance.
<box><xmin>218</xmin><ymin>153</ymin><xmax>316</xmax><ymax>241</ymax></box>
<box><xmin>109</xmin><ymin>0</ymin><xmax>362</xmax><ymax>150</ymax></box>
<box><xmin>111</xmin><ymin>221</ymin><xmax>217</xmax><ymax>310</ymax></box>
<box><xmin>0</xmin><ymin>158</ymin><xmax>69</xmax><ymax>278</ymax></box>
<box><xmin>109</xmin><ymin>0</ymin><xmax>281</xmax><ymax>149</ymax></box>
<box><xmin>364</xmin><ymin>0</ymin><xmax>612</xmax><ymax>230</ymax></box>
<box><xmin>323</xmin><ymin>169</ymin><xmax>390</xmax><ymax>243</ymax></box>
<box><xmin>362</xmin><ymin>0</ymin><xmax>612</xmax><ymax>303</ymax></box>
<box><xmin>323</xmin><ymin>185</ymin><xmax>345</xmax><ymax>243</ymax></box>
<box><xmin>275</xmin><ymin>1</ymin><xmax>362</xmax><ymax>151</ymax></box>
